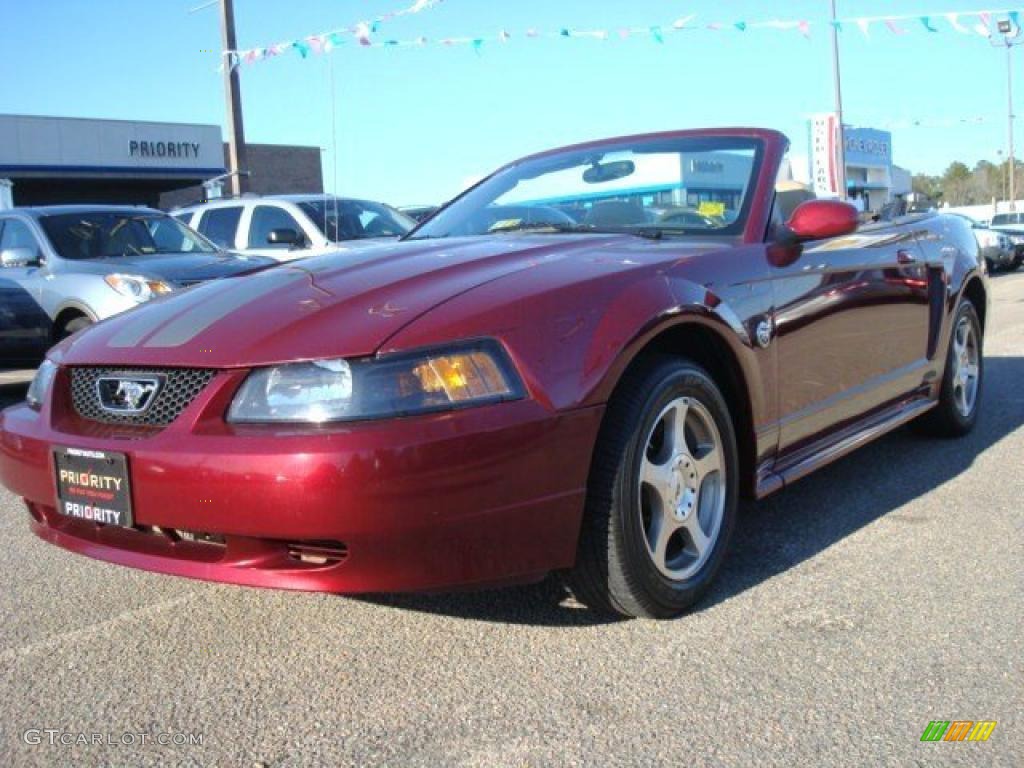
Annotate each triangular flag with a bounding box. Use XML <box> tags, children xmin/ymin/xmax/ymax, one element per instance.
<box><xmin>946</xmin><ymin>13</ymin><xmax>969</xmax><ymax>33</ymax></box>
<box><xmin>798</xmin><ymin>20</ymin><xmax>811</xmax><ymax>39</ymax></box>
<box><xmin>650</xmin><ymin>26</ymin><xmax>664</xmax><ymax>43</ymax></box>
<box><xmin>292</xmin><ymin>40</ymin><xmax>310</xmax><ymax>58</ymax></box>
<box><xmin>884</xmin><ymin>20</ymin><xmax>906</xmax><ymax>35</ymax></box>
<box><xmin>856</xmin><ymin>19</ymin><xmax>870</xmax><ymax>38</ymax></box>
<box><xmin>976</xmin><ymin>12</ymin><xmax>993</xmax><ymax>36</ymax></box>
<box><xmin>920</xmin><ymin>17</ymin><xmax>938</xmax><ymax>33</ymax></box>
<box><xmin>673</xmin><ymin>15</ymin><xmax>695</xmax><ymax>30</ymax></box>
<box><xmin>734</xmin><ymin>21</ymin><xmax>747</xmax><ymax>32</ymax></box>
<box><xmin>472</xmin><ymin>38</ymin><xmax>483</xmax><ymax>55</ymax></box>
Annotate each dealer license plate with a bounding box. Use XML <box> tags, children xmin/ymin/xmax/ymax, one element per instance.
<box><xmin>53</xmin><ymin>447</ymin><xmax>134</xmax><ymax>528</ymax></box>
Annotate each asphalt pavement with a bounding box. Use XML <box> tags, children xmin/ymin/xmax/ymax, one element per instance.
<box><xmin>0</xmin><ymin>273</ymin><xmax>1021</xmax><ymax>767</ymax></box>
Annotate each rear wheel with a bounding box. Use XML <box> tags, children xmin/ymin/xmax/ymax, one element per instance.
<box><xmin>918</xmin><ymin>298</ymin><xmax>983</xmax><ymax>437</ymax></box>
<box><xmin>567</xmin><ymin>357</ymin><xmax>738</xmax><ymax>619</ymax></box>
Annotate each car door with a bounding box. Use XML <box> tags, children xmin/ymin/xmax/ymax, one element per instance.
<box><xmin>770</xmin><ymin>219</ymin><xmax>932</xmax><ymax>453</ymax></box>
<box><xmin>0</xmin><ymin>217</ymin><xmax>52</xmax><ymax>364</ymax></box>
<box><xmin>243</xmin><ymin>205</ymin><xmax>313</xmax><ymax>261</ymax></box>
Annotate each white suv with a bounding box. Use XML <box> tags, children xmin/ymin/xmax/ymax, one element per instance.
<box><xmin>173</xmin><ymin>194</ymin><xmax>416</xmax><ymax>262</ymax></box>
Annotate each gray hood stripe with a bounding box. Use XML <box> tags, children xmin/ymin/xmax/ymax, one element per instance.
<box><xmin>107</xmin><ymin>281</ymin><xmax>224</xmax><ymax>348</ymax></box>
<box><xmin>142</xmin><ymin>270</ymin><xmax>306</xmax><ymax>348</ymax></box>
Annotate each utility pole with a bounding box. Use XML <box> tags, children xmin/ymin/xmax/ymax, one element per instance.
<box><xmin>830</xmin><ymin>0</ymin><xmax>848</xmax><ymax>201</ymax></box>
<box><xmin>219</xmin><ymin>0</ymin><xmax>248</xmax><ymax>195</ymax></box>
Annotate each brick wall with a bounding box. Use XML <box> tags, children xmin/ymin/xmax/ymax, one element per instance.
<box><xmin>160</xmin><ymin>143</ymin><xmax>323</xmax><ymax>209</ymax></box>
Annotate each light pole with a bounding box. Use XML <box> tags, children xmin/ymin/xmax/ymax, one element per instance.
<box><xmin>997</xmin><ymin>149</ymin><xmax>1007</xmax><ymax>202</ymax></box>
<box><xmin>992</xmin><ymin>19</ymin><xmax>1022</xmax><ymax>209</ymax></box>
<box><xmin>830</xmin><ymin>0</ymin><xmax>848</xmax><ymax>201</ymax></box>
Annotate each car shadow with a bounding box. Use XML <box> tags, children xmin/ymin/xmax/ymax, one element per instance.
<box><xmin>356</xmin><ymin>356</ymin><xmax>1024</xmax><ymax>626</ymax></box>
<box><xmin>702</xmin><ymin>354</ymin><xmax>1024</xmax><ymax>612</ymax></box>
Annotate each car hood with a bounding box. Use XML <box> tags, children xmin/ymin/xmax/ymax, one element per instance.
<box><xmin>57</xmin><ymin>235</ymin><xmax>701</xmax><ymax>368</ymax></box>
<box><xmin>63</xmin><ymin>252</ymin><xmax>274</xmax><ymax>283</ymax></box>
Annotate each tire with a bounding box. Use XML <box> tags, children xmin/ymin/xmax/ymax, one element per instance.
<box><xmin>567</xmin><ymin>356</ymin><xmax>739</xmax><ymax>619</ymax></box>
<box><xmin>918</xmin><ymin>298</ymin><xmax>983</xmax><ymax>437</ymax></box>
<box><xmin>57</xmin><ymin>314</ymin><xmax>92</xmax><ymax>341</ymax></box>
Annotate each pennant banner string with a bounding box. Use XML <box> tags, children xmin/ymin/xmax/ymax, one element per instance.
<box><xmin>224</xmin><ymin>6</ymin><xmax>1024</xmax><ymax>69</ymax></box>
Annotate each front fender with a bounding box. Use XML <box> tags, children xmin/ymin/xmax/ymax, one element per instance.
<box><xmin>580</xmin><ymin>274</ymin><xmax>761</xmax><ymax>407</ymax></box>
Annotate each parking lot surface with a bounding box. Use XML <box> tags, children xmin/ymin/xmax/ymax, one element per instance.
<box><xmin>0</xmin><ymin>273</ymin><xmax>1021</xmax><ymax>767</ymax></box>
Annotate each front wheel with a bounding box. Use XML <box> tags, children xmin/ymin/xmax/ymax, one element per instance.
<box><xmin>567</xmin><ymin>357</ymin><xmax>739</xmax><ymax>619</ymax></box>
<box><xmin>56</xmin><ymin>314</ymin><xmax>92</xmax><ymax>342</ymax></box>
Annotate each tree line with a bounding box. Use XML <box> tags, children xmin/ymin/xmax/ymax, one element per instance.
<box><xmin>913</xmin><ymin>158</ymin><xmax>1022</xmax><ymax>206</ymax></box>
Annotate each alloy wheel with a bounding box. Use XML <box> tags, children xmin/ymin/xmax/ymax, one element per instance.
<box><xmin>637</xmin><ymin>396</ymin><xmax>726</xmax><ymax>581</ymax></box>
<box><xmin>951</xmin><ymin>315</ymin><xmax>980</xmax><ymax>417</ymax></box>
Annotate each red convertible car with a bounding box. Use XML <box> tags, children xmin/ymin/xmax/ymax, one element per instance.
<box><xmin>0</xmin><ymin>129</ymin><xmax>987</xmax><ymax>618</ymax></box>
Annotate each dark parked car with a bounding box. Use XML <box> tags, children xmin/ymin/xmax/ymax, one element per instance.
<box><xmin>0</xmin><ymin>129</ymin><xmax>988</xmax><ymax>618</ymax></box>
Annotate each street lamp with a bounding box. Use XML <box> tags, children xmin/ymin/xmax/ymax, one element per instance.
<box><xmin>991</xmin><ymin>19</ymin><xmax>1022</xmax><ymax>209</ymax></box>
<box><xmin>830</xmin><ymin>0</ymin><xmax>848</xmax><ymax>200</ymax></box>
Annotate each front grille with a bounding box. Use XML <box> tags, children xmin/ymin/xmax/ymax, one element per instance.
<box><xmin>70</xmin><ymin>367</ymin><xmax>216</xmax><ymax>426</ymax></box>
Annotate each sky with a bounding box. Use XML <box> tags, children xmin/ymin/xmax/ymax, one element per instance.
<box><xmin>1</xmin><ymin>1</ymin><xmax>1021</xmax><ymax>205</ymax></box>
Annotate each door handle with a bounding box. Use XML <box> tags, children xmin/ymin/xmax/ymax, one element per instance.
<box><xmin>896</xmin><ymin>249</ymin><xmax>917</xmax><ymax>265</ymax></box>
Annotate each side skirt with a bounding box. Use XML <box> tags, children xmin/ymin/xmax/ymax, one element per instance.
<box><xmin>755</xmin><ymin>394</ymin><xmax>937</xmax><ymax>496</ymax></box>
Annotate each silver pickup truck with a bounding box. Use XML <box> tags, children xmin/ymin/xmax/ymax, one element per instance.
<box><xmin>0</xmin><ymin>205</ymin><xmax>273</xmax><ymax>365</ymax></box>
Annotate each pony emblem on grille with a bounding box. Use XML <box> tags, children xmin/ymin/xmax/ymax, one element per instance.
<box><xmin>96</xmin><ymin>376</ymin><xmax>163</xmax><ymax>414</ymax></box>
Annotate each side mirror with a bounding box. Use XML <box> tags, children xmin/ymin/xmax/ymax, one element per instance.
<box><xmin>266</xmin><ymin>228</ymin><xmax>301</xmax><ymax>247</ymax></box>
<box><xmin>0</xmin><ymin>247</ymin><xmax>38</xmax><ymax>268</ymax></box>
<box><xmin>784</xmin><ymin>200</ymin><xmax>859</xmax><ymax>243</ymax></box>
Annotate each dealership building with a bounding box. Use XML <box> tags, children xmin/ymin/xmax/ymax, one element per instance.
<box><xmin>0</xmin><ymin>114</ymin><xmax>323</xmax><ymax>210</ymax></box>
<box><xmin>790</xmin><ymin>114</ymin><xmax>911</xmax><ymax>211</ymax></box>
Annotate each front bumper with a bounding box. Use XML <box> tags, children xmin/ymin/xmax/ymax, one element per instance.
<box><xmin>0</xmin><ymin>369</ymin><xmax>603</xmax><ymax>593</ymax></box>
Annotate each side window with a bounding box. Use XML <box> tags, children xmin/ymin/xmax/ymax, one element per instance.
<box><xmin>0</xmin><ymin>219</ymin><xmax>41</xmax><ymax>258</ymax></box>
<box><xmin>197</xmin><ymin>207</ymin><xmax>242</xmax><ymax>248</ymax></box>
<box><xmin>249</xmin><ymin>206</ymin><xmax>303</xmax><ymax>248</ymax></box>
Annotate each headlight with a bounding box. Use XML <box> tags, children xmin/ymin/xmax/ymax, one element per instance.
<box><xmin>227</xmin><ymin>341</ymin><xmax>524</xmax><ymax>424</ymax></box>
<box><xmin>26</xmin><ymin>360</ymin><xmax>58</xmax><ymax>410</ymax></box>
<box><xmin>104</xmin><ymin>274</ymin><xmax>173</xmax><ymax>302</ymax></box>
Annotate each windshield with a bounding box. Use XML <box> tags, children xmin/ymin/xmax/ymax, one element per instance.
<box><xmin>410</xmin><ymin>136</ymin><xmax>763</xmax><ymax>240</ymax></box>
<box><xmin>40</xmin><ymin>212</ymin><xmax>218</xmax><ymax>260</ymax></box>
<box><xmin>298</xmin><ymin>198</ymin><xmax>416</xmax><ymax>242</ymax></box>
